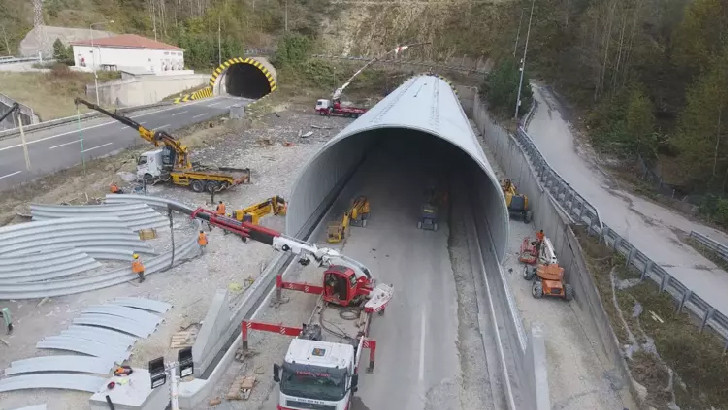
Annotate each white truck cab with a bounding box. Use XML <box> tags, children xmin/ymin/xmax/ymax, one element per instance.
<box><xmin>274</xmin><ymin>339</ymin><xmax>358</xmax><ymax>410</ymax></box>
<box><xmin>136</xmin><ymin>148</ymin><xmax>164</xmax><ymax>181</ymax></box>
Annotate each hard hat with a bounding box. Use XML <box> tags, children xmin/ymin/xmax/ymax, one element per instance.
<box><xmin>133</xmin><ymin>254</ymin><xmax>139</xmax><ymax>259</ymax></box>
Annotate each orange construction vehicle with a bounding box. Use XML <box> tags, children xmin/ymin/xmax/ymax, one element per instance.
<box><xmin>523</xmin><ymin>263</ymin><xmax>574</xmax><ymax>301</ymax></box>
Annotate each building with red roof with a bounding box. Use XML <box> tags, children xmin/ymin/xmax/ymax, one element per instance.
<box><xmin>71</xmin><ymin>34</ymin><xmax>184</xmax><ymax>74</ymax></box>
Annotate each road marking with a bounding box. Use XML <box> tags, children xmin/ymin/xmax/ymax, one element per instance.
<box><xmin>140</xmin><ymin>121</ymin><xmax>148</xmax><ymax>125</ymax></box>
<box><xmin>158</xmin><ymin>124</ymin><xmax>171</xmax><ymax>129</ymax></box>
<box><xmin>418</xmin><ymin>310</ymin><xmax>426</xmax><ymax>381</ymax></box>
<box><xmin>49</xmin><ymin>139</ymin><xmax>82</xmax><ymax>149</ymax></box>
<box><xmin>81</xmin><ymin>142</ymin><xmax>113</xmax><ymax>153</ymax></box>
<box><xmin>208</xmin><ymin>101</ymin><xmax>224</xmax><ymax>107</ymax></box>
<box><xmin>193</xmin><ymin>113</ymin><xmax>206</xmax><ymax>119</ymax></box>
<box><xmin>0</xmin><ymin>171</ymin><xmax>21</xmax><ymax>180</ymax></box>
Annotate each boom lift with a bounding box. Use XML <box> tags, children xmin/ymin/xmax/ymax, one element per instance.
<box><xmin>232</xmin><ymin>196</ymin><xmax>287</xmax><ymax>224</ymax></box>
<box><xmin>172</xmin><ymin>204</ymin><xmax>393</xmax><ymax>410</ymax></box>
<box><xmin>74</xmin><ymin>98</ymin><xmax>250</xmax><ymax>192</ymax></box>
<box><xmin>502</xmin><ymin>179</ymin><xmax>533</xmax><ymax>223</ymax></box>
<box><xmin>327</xmin><ymin>196</ymin><xmax>370</xmax><ymax>243</ymax></box>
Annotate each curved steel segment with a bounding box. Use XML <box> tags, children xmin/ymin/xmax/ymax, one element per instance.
<box><xmin>286</xmin><ymin>74</ymin><xmax>508</xmax><ymax>258</ymax></box>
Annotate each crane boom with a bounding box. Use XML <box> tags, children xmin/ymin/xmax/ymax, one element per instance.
<box><xmin>0</xmin><ymin>103</ymin><xmax>19</xmax><ymax>124</ymax></box>
<box><xmin>175</xmin><ymin>204</ymin><xmax>373</xmax><ymax>279</ymax></box>
<box><xmin>74</xmin><ymin>98</ymin><xmax>190</xmax><ymax>169</ymax></box>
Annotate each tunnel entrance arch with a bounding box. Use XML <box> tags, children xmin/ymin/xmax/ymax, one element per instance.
<box><xmin>286</xmin><ymin>74</ymin><xmax>509</xmax><ymax>260</ymax></box>
<box><xmin>209</xmin><ymin>57</ymin><xmax>277</xmax><ymax>98</ymax></box>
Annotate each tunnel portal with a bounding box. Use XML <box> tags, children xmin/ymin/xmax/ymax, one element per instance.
<box><xmin>286</xmin><ymin>74</ymin><xmax>509</xmax><ymax>260</ymax></box>
<box><xmin>224</xmin><ymin>63</ymin><xmax>271</xmax><ymax>99</ymax></box>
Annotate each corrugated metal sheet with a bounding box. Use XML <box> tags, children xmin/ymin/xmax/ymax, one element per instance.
<box><xmin>10</xmin><ymin>405</ymin><xmax>48</xmax><ymax>410</ymax></box>
<box><xmin>0</xmin><ymin>237</ymin><xmax>196</xmax><ymax>299</ymax></box>
<box><xmin>111</xmin><ymin>297</ymin><xmax>172</xmax><ymax>313</ymax></box>
<box><xmin>82</xmin><ymin>305</ymin><xmax>163</xmax><ymax>329</ymax></box>
<box><xmin>6</xmin><ymin>356</ymin><xmax>113</xmax><ymax>375</ymax></box>
<box><xmin>61</xmin><ymin>325</ymin><xmax>138</xmax><ymax>347</ymax></box>
<box><xmin>31</xmin><ymin>203</ymin><xmax>168</xmax><ymax>231</ymax></box>
<box><xmin>104</xmin><ymin>194</ymin><xmax>196</xmax><ymax>214</ymax></box>
<box><xmin>73</xmin><ymin>313</ymin><xmax>157</xmax><ymax>338</ymax></box>
<box><xmin>0</xmin><ymin>374</ymin><xmax>105</xmax><ymax>393</ymax></box>
<box><xmin>286</xmin><ymin>74</ymin><xmax>508</xmax><ymax>258</ymax></box>
<box><xmin>37</xmin><ymin>336</ymin><xmax>131</xmax><ymax>362</ymax></box>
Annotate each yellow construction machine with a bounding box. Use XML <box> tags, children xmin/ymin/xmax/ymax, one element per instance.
<box><xmin>74</xmin><ymin>98</ymin><xmax>250</xmax><ymax>192</ymax></box>
<box><xmin>232</xmin><ymin>196</ymin><xmax>287</xmax><ymax>224</ymax></box>
<box><xmin>502</xmin><ymin>179</ymin><xmax>533</xmax><ymax>223</ymax></box>
<box><xmin>327</xmin><ymin>196</ymin><xmax>370</xmax><ymax>243</ymax></box>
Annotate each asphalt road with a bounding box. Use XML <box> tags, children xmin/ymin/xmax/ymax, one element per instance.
<box><xmin>0</xmin><ymin>95</ymin><xmax>250</xmax><ymax>191</ymax></box>
<box><xmin>527</xmin><ymin>84</ymin><xmax>728</xmax><ymax>317</ymax></box>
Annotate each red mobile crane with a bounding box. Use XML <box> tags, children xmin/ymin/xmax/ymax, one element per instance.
<box><xmin>177</xmin><ymin>205</ymin><xmax>393</xmax><ymax>410</ymax></box>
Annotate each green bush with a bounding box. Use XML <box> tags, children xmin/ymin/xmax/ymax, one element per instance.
<box><xmin>274</xmin><ymin>34</ymin><xmax>312</xmax><ymax>68</ymax></box>
<box><xmin>699</xmin><ymin>195</ymin><xmax>728</xmax><ymax>227</ymax></box>
<box><xmin>52</xmin><ymin>39</ymin><xmax>74</xmax><ymax>65</ymax></box>
<box><xmin>481</xmin><ymin>57</ymin><xmax>533</xmax><ymax>118</ymax></box>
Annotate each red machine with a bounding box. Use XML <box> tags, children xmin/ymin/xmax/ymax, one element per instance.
<box><xmin>315</xmin><ymin>99</ymin><xmax>367</xmax><ymax>118</ymax></box>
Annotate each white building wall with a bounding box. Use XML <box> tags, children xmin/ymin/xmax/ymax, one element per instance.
<box><xmin>73</xmin><ymin>45</ymin><xmax>184</xmax><ymax>73</ymax></box>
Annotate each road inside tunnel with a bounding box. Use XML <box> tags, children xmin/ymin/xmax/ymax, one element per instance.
<box><xmin>253</xmin><ymin>130</ymin><xmax>504</xmax><ymax>409</ymax></box>
<box><xmin>224</xmin><ymin>63</ymin><xmax>271</xmax><ymax>98</ymax></box>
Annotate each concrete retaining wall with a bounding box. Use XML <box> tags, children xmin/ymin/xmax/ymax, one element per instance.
<box><xmin>470</xmin><ymin>95</ymin><xmax>636</xmax><ymax>405</ymax></box>
<box><xmin>87</xmin><ymin>74</ymin><xmax>208</xmax><ymax>108</ymax></box>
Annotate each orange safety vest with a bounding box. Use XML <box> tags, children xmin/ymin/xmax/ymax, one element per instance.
<box><xmin>198</xmin><ymin>232</ymin><xmax>208</xmax><ymax>246</ymax></box>
<box><xmin>216</xmin><ymin>203</ymin><xmax>226</xmax><ymax>215</ymax></box>
<box><xmin>131</xmin><ymin>260</ymin><xmax>145</xmax><ymax>274</ymax></box>
<box><xmin>110</xmin><ymin>184</ymin><xmax>119</xmax><ymax>193</ymax></box>
<box><xmin>536</xmin><ymin>231</ymin><xmax>544</xmax><ymax>242</ymax></box>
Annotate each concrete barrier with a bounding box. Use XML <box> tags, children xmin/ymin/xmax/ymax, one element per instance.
<box><xmin>470</xmin><ymin>94</ymin><xmax>637</xmax><ymax>406</ymax></box>
<box><xmin>88</xmin><ymin>74</ymin><xmax>209</xmax><ymax>107</ymax></box>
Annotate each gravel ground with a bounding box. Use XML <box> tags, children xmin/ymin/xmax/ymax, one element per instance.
<box><xmin>472</xmin><ymin>120</ymin><xmax>637</xmax><ymax>409</ymax></box>
<box><xmin>0</xmin><ymin>110</ymin><xmax>353</xmax><ymax>410</ymax></box>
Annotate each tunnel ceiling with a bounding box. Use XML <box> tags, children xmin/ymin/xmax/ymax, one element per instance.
<box><xmin>209</xmin><ymin>57</ymin><xmax>277</xmax><ymax>99</ymax></box>
<box><xmin>287</xmin><ymin>74</ymin><xmax>509</xmax><ymax>260</ymax></box>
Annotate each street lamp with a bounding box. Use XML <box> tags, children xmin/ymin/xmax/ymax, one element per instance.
<box><xmin>89</xmin><ymin>20</ymin><xmax>114</xmax><ymax>106</ymax></box>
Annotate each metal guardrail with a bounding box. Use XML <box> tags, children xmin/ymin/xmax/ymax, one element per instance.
<box><xmin>689</xmin><ymin>231</ymin><xmax>728</xmax><ymax>263</ymax></box>
<box><xmin>0</xmin><ymin>56</ymin><xmax>41</xmax><ymax>65</ymax></box>
<box><xmin>513</xmin><ymin>126</ymin><xmax>728</xmax><ymax>348</ymax></box>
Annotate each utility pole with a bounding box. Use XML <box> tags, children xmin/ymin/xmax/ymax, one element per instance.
<box><xmin>284</xmin><ymin>0</ymin><xmax>288</xmax><ymax>33</ymax></box>
<box><xmin>218</xmin><ymin>15</ymin><xmax>221</xmax><ymax>65</ymax></box>
<box><xmin>90</xmin><ymin>20</ymin><xmax>113</xmax><ymax>106</ymax></box>
<box><xmin>152</xmin><ymin>1</ymin><xmax>157</xmax><ymax>42</ymax></box>
<box><xmin>515</xmin><ymin>0</ymin><xmax>535</xmax><ymax>120</ymax></box>
<box><xmin>513</xmin><ymin>9</ymin><xmax>524</xmax><ymax>57</ymax></box>
<box><xmin>16</xmin><ymin>114</ymin><xmax>31</xmax><ymax>171</ymax></box>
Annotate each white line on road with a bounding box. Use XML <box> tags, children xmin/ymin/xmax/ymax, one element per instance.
<box><xmin>207</xmin><ymin>101</ymin><xmax>224</xmax><ymax>107</ymax></box>
<box><xmin>193</xmin><ymin>113</ymin><xmax>206</xmax><ymax>119</ymax></box>
<box><xmin>158</xmin><ymin>124</ymin><xmax>171</xmax><ymax>129</ymax></box>
<box><xmin>49</xmin><ymin>139</ymin><xmax>82</xmax><ymax>149</ymax></box>
<box><xmin>0</xmin><ymin>171</ymin><xmax>21</xmax><ymax>180</ymax></box>
<box><xmin>418</xmin><ymin>310</ymin><xmax>426</xmax><ymax>381</ymax></box>
<box><xmin>81</xmin><ymin>142</ymin><xmax>113</xmax><ymax>153</ymax></box>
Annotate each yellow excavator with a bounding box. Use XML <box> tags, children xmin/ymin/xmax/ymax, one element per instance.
<box><xmin>232</xmin><ymin>196</ymin><xmax>287</xmax><ymax>224</ymax></box>
<box><xmin>327</xmin><ymin>196</ymin><xmax>370</xmax><ymax>243</ymax></box>
<box><xmin>502</xmin><ymin>179</ymin><xmax>533</xmax><ymax>223</ymax></box>
<box><xmin>74</xmin><ymin>98</ymin><xmax>250</xmax><ymax>192</ymax></box>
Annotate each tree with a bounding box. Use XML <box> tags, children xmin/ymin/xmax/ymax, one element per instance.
<box><xmin>673</xmin><ymin>0</ymin><xmax>728</xmax><ymax>75</ymax></box>
<box><xmin>625</xmin><ymin>88</ymin><xmax>657</xmax><ymax>156</ymax></box>
<box><xmin>671</xmin><ymin>47</ymin><xmax>728</xmax><ymax>189</ymax></box>
<box><xmin>274</xmin><ymin>34</ymin><xmax>311</xmax><ymax>68</ymax></box>
<box><xmin>52</xmin><ymin>38</ymin><xmax>73</xmax><ymax>65</ymax></box>
<box><xmin>482</xmin><ymin>57</ymin><xmax>533</xmax><ymax>118</ymax></box>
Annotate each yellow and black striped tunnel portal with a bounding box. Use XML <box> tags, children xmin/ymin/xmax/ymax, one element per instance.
<box><xmin>210</xmin><ymin>57</ymin><xmax>277</xmax><ymax>99</ymax></box>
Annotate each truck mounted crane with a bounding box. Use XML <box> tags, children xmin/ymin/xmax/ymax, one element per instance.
<box><xmin>74</xmin><ymin>98</ymin><xmax>250</xmax><ymax>192</ymax></box>
<box><xmin>168</xmin><ymin>203</ymin><xmax>393</xmax><ymax>410</ymax></box>
<box><xmin>232</xmin><ymin>195</ymin><xmax>288</xmax><ymax>224</ymax></box>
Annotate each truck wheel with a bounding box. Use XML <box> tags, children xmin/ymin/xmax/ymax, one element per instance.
<box><xmin>524</xmin><ymin>211</ymin><xmax>533</xmax><ymax>224</ymax></box>
<box><xmin>565</xmin><ymin>284</ymin><xmax>574</xmax><ymax>301</ymax></box>
<box><xmin>143</xmin><ymin>173</ymin><xmax>154</xmax><ymax>183</ymax></box>
<box><xmin>191</xmin><ymin>180</ymin><xmax>205</xmax><ymax>192</ymax></box>
<box><xmin>417</xmin><ymin>221</ymin><xmax>422</xmax><ymax>229</ymax></box>
<box><xmin>523</xmin><ymin>266</ymin><xmax>536</xmax><ymax>281</ymax></box>
<box><xmin>532</xmin><ymin>281</ymin><xmax>543</xmax><ymax>299</ymax></box>
<box><xmin>206</xmin><ymin>181</ymin><xmax>220</xmax><ymax>193</ymax></box>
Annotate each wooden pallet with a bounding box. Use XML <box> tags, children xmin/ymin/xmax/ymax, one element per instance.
<box><xmin>170</xmin><ymin>328</ymin><xmax>198</xmax><ymax>349</ymax></box>
<box><xmin>226</xmin><ymin>375</ymin><xmax>255</xmax><ymax>400</ymax></box>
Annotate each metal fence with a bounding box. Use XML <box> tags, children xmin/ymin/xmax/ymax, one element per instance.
<box><xmin>689</xmin><ymin>231</ymin><xmax>728</xmax><ymax>263</ymax></box>
<box><xmin>513</xmin><ymin>126</ymin><xmax>728</xmax><ymax>348</ymax></box>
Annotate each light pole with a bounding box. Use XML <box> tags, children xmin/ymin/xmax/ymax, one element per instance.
<box><xmin>89</xmin><ymin>20</ymin><xmax>114</xmax><ymax>106</ymax></box>
<box><xmin>514</xmin><ymin>0</ymin><xmax>535</xmax><ymax>120</ymax></box>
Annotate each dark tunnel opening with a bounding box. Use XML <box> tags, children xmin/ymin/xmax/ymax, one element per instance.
<box><xmin>224</xmin><ymin>63</ymin><xmax>271</xmax><ymax>99</ymax></box>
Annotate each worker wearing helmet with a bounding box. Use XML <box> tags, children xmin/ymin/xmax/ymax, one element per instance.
<box><xmin>110</xmin><ymin>182</ymin><xmax>123</xmax><ymax>194</ymax></box>
<box><xmin>198</xmin><ymin>230</ymin><xmax>208</xmax><ymax>254</ymax></box>
<box><xmin>215</xmin><ymin>201</ymin><xmax>226</xmax><ymax>216</ymax></box>
<box><xmin>131</xmin><ymin>254</ymin><xmax>145</xmax><ymax>283</ymax></box>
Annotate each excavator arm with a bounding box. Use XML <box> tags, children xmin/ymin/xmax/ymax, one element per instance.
<box><xmin>74</xmin><ymin>98</ymin><xmax>190</xmax><ymax>168</ymax></box>
<box><xmin>0</xmin><ymin>103</ymin><xmax>19</xmax><ymax>124</ymax></box>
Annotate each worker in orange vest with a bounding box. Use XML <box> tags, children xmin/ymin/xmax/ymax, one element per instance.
<box><xmin>535</xmin><ymin>230</ymin><xmax>545</xmax><ymax>255</ymax></box>
<box><xmin>110</xmin><ymin>182</ymin><xmax>123</xmax><ymax>194</ymax></box>
<box><xmin>215</xmin><ymin>201</ymin><xmax>226</xmax><ymax>215</ymax></box>
<box><xmin>131</xmin><ymin>254</ymin><xmax>145</xmax><ymax>283</ymax></box>
<box><xmin>198</xmin><ymin>230</ymin><xmax>208</xmax><ymax>254</ymax></box>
